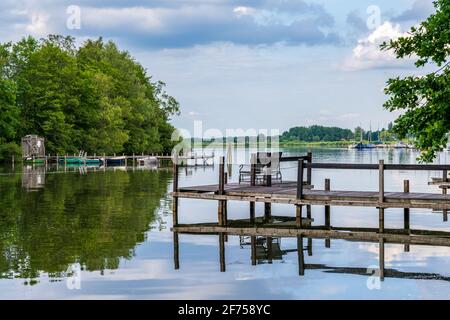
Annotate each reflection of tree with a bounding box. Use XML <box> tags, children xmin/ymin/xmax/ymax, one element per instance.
<box><xmin>0</xmin><ymin>169</ymin><xmax>171</xmax><ymax>282</ymax></box>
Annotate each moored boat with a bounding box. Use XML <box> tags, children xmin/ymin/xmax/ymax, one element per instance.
<box><xmin>106</xmin><ymin>156</ymin><xmax>126</xmax><ymax>166</ymax></box>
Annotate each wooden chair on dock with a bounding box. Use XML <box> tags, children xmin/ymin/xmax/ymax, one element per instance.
<box><xmin>238</xmin><ymin>152</ymin><xmax>282</xmax><ymax>185</ymax></box>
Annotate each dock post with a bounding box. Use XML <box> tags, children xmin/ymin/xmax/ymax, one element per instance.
<box><xmin>174</xmin><ymin>232</ymin><xmax>180</xmax><ymax>270</ymax></box>
<box><xmin>296</xmin><ymin>159</ymin><xmax>305</xmax><ymax>227</ymax></box>
<box><xmin>306</xmin><ymin>151</ymin><xmax>312</xmax><ymax>186</ymax></box>
<box><xmin>379</xmin><ymin>159</ymin><xmax>384</xmax><ymax>203</ymax></box>
<box><xmin>443</xmin><ymin>170</ymin><xmax>448</xmax><ymax>222</ymax></box>
<box><xmin>307</xmin><ymin>238</ymin><xmax>312</xmax><ymax>256</ymax></box>
<box><xmin>325</xmin><ymin>178</ymin><xmax>331</xmax><ymax>248</ymax></box>
<box><xmin>251</xmin><ymin>236</ymin><xmax>257</xmax><ymax>265</ymax></box>
<box><xmin>297</xmin><ymin>236</ymin><xmax>305</xmax><ymax>276</ymax></box>
<box><xmin>379</xmin><ymin>237</ymin><xmax>385</xmax><ymax>281</ymax></box>
<box><xmin>172</xmin><ymin>155</ymin><xmax>179</xmax><ymax>226</ymax></box>
<box><xmin>218</xmin><ymin>156</ymin><xmax>225</xmax><ymax>226</ymax></box>
<box><xmin>264</xmin><ymin>203</ymin><xmax>271</xmax><ymax>221</ymax></box>
<box><xmin>250</xmin><ymin>202</ymin><xmax>255</xmax><ymax>223</ymax></box>
<box><xmin>379</xmin><ymin>208</ymin><xmax>384</xmax><ymax>233</ymax></box>
<box><xmin>219</xmin><ymin>233</ymin><xmax>226</xmax><ymax>272</ymax></box>
<box><xmin>267</xmin><ymin>237</ymin><xmax>273</xmax><ymax>264</ymax></box>
<box><xmin>11</xmin><ymin>155</ymin><xmax>14</xmax><ymax>170</ymax></box>
<box><xmin>250</xmin><ymin>153</ymin><xmax>256</xmax><ymax>223</ymax></box>
<box><xmin>404</xmin><ymin>180</ymin><xmax>410</xmax><ymax>252</ymax></box>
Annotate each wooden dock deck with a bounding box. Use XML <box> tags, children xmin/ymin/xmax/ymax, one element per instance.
<box><xmin>171</xmin><ymin>153</ymin><xmax>450</xmax><ymax>235</ymax></box>
<box><xmin>174</xmin><ymin>182</ymin><xmax>450</xmax><ymax>210</ymax></box>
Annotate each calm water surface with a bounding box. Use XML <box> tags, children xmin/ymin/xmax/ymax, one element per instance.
<box><xmin>1</xmin><ymin>147</ymin><xmax>450</xmax><ymax>299</ymax></box>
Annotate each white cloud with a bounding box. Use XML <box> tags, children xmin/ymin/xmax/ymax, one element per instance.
<box><xmin>341</xmin><ymin>21</ymin><xmax>412</xmax><ymax>71</ymax></box>
<box><xmin>25</xmin><ymin>12</ymin><xmax>50</xmax><ymax>35</ymax></box>
<box><xmin>233</xmin><ymin>6</ymin><xmax>255</xmax><ymax>17</ymax></box>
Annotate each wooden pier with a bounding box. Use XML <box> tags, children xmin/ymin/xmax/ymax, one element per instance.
<box><xmin>170</xmin><ymin>152</ymin><xmax>450</xmax><ymax>278</ymax></box>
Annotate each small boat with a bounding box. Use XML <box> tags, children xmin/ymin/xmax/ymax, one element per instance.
<box><xmin>392</xmin><ymin>141</ymin><xmax>408</xmax><ymax>149</ymax></box>
<box><xmin>59</xmin><ymin>157</ymin><xmax>103</xmax><ymax>165</ymax></box>
<box><xmin>106</xmin><ymin>156</ymin><xmax>126</xmax><ymax>166</ymax></box>
<box><xmin>350</xmin><ymin>142</ymin><xmax>376</xmax><ymax>150</ymax></box>
<box><xmin>137</xmin><ymin>156</ymin><xmax>158</xmax><ymax>166</ymax></box>
<box><xmin>24</xmin><ymin>157</ymin><xmax>45</xmax><ymax>164</ymax></box>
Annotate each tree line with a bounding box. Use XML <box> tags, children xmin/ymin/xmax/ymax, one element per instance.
<box><xmin>0</xmin><ymin>35</ymin><xmax>180</xmax><ymax>161</ymax></box>
<box><xmin>280</xmin><ymin>125</ymin><xmax>396</xmax><ymax>143</ymax></box>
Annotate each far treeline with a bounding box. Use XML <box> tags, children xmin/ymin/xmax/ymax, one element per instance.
<box><xmin>280</xmin><ymin>125</ymin><xmax>395</xmax><ymax>143</ymax></box>
<box><xmin>0</xmin><ymin>35</ymin><xmax>180</xmax><ymax>161</ymax></box>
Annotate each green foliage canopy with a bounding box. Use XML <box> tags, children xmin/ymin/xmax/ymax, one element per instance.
<box><xmin>381</xmin><ymin>0</ymin><xmax>450</xmax><ymax>162</ymax></box>
<box><xmin>0</xmin><ymin>35</ymin><xmax>180</xmax><ymax>158</ymax></box>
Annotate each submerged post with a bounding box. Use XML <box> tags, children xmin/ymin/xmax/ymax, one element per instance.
<box><xmin>173</xmin><ymin>154</ymin><xmax>179</xmax><ymax>226</ymax></box>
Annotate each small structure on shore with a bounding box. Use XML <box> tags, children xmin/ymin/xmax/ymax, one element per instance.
<box><xmin>21</xmin><ymin>135</ymin><xmax>45</xmax><ymax>161</ymax></box>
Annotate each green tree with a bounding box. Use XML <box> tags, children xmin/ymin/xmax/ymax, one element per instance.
<box><xmin>381</xmin><ymin>0</ymin><xmax>450</xmax><ymax>162</ymax></box>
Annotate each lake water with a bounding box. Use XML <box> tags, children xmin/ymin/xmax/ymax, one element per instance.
<box><xmin>1</xmin><ymin>147</ymin><xmax>450</xmax><ymax>299</ymax></box>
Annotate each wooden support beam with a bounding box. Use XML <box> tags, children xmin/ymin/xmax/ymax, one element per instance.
<box><xmin>219</xmin><ymin>233</ymin><xmax>226</xmax><ymax>272</ymax></box>
<box><xmin>251</xmin><ymin>236</ymin><xmax>257</xmax><ymax>266</ymax></box>
<box><xmin>379</xmin><ymin>237</ymin><xmax>385</xmax><ymax>281</ymax></box>
<box><xmin>379</xmin><ymin>159</ymin><xmax>384</xmax><ymax>204</ymax></box>
<box><xmin>379</xmin><ymin>208</ymin><xmax>385</xmax><ymax>233</ymax></box>
<box><xmin>250</xmin><ymin>202</ymin><xmax>255</xmax><ymax>223</ymax></box>
<box><xmin>264</xmin><ymin>202</ymin><xmax>271</xmax><ymax>221</ymax></box>
<box><xmin>250</xmin><ymin>153</ymin><xmax>256</xmax><ymax>187</ymax></box>
<box><xmin>404</xmin><ymin>179</ymin><xmax>410</xmax><ymax>252</ymax></box>
<box><xmin>325</xmin><ymin>178</ymin><xmax>331</xmax><ymax>248</ymax></box>
<box><xmin>297</xmin><ymin>159</ymin><xmax>304</xmax><ymax>200</ymax></box>
<box><xmin>297</xmin><ymin>236</ymin><xmax>305</xmax><ymax>276</ymax></box>
<box><xmin>306</xmin><ymin>152</ymin><xmax>312</xmax><ymax>186</ymax></box>
<box><xmin>173</xmin><ymin>232</ymin><xmax>179</xmax><ymax>270</ymax></box>
<box><xmin>307</xmin><ymin>238</ymin><xmax>312</xmax><ymax>256</ymax></box>
<box><xmin>172</xmin><ymin>159</ymin><xmax>179</xmax><ymax>226</ymax></box>
<box><xmin>443</xmin><ymin>170</ymin><xmax>448</xmax><ymax>222</ymax></box>
<box><xmin>267</xmin><ymin>236</ymin><xmax>273</xmax><ymax>264</ymax></box>
<box><xmin>218</xmin><ymin>156</ymin><xmax>225</xmax><ymax>226</ymax></box>
<box><xmin>296</xmin><ymin>205</ymin><xmax>303</xmax><ymax>228</ymax></box>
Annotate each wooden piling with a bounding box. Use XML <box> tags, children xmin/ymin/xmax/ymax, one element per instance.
<box><xmin>218</xmin><ymin>156</ymin><xmax>225</xmax><ymax>226</ymax></box>
<box><xmin>379</xmin><ymin>237</ymin><xmax>385</xmax><ymax>281</ymax></box>
<box><xmin>173</xmin><ymin>156</ymin><xmax>179</xmax><ymax>226</ymax></box>
<box><xmin>297</xmin><ymin>236</ymin><xmax>305</xmax><ymax>276</ymax></box>
<box><xmin>443</xmin><ymin>170</ymin><xmax>448</xmax><ymax>222</ymax></box>
<box><xmin>219</xmin><ymin>233</ymin><xmax>226</xmax><ymax>272</ymax></box>
<box><xmin>174</xmin><ymin>232</ymin><xmax>180</xmax><ymax>270</ymax></box>
<box><xmin>306</xmin><ymin>151</ymin><xmax>312</xmax><ymax>186</ymax></box>
<box><xmin>404</xmin><ymin>179</ymin><xmax>410</xmax><ymax>252</ymax></box>
<box><xmin>267</xmin><ymin>236</ymin><xmax>273</xmax><ymax>264</ymax></box>
<box><xmin>250</xmin><ymin>202</ymin><xmax>255</xmax><ymax>223</ymax></box>
<box><xmin>379</xmin><ymin>208</ymin><xmax>384</xmax><ymax>233</ymax></box>
<box><xmin>307</xmin><ymin>238</ymin><xmax>312</xmax><ymax>256</ymax></box>
<box><xmin>379</xmin><ymin>159</ymin><xmax>384</xmax><ymax>204</ymax></box>
<box><xmin>264</xmin><ymin>202</ymin><xmax>271</xmax><ymax>221</ymax></box>
<box><xmin>251</xmin><ymin>236</ymin><xmax>257</xmax><ymax>266</ymax></box>
<box><xmin>296</xmin><ymin>159</ymin><xmax>304</xmax><ymax>228</ymax></box>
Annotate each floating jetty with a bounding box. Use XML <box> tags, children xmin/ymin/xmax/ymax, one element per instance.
<box><xmin>171</xmin><ymin>152</ymin><xmax>450</xmax><ymax>279</ymax></box>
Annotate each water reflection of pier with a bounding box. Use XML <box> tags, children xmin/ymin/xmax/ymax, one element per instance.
<box><xmin>172</xmin><ymin>218</ymin><xmax>450</xmax><ymax>281</ymax></box>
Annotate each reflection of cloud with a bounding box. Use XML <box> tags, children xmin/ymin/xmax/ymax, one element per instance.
<box><xmin>360</xmin><ymin>243</ymin><xmax>450</xmax><ymax>265</ymax></box>
<box><xmin>341</xmin><ymin>22</ymin><xmax>412</xmax><ymax>71</ymax></box>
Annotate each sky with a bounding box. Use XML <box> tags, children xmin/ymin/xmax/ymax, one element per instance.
<box><xmin>0</xmin><ymin>0</ymin><xmax>437</xmax><ymax>136</ymax></box>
